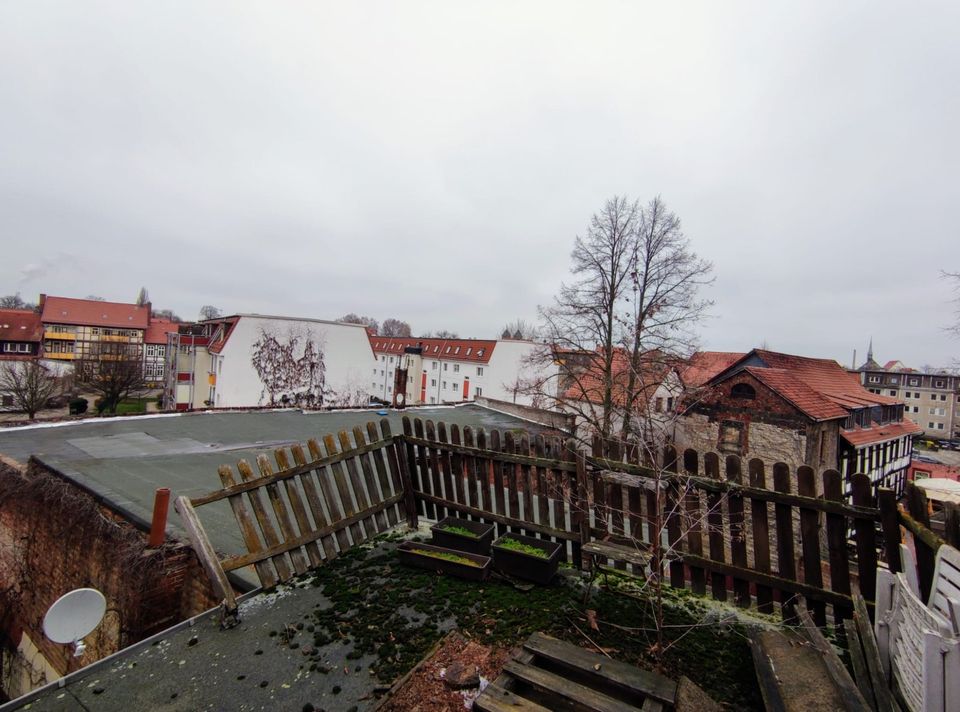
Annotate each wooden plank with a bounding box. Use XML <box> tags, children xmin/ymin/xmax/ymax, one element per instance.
<box><xmin>458</xmin><ymin>425</ymin><xmax>476</xmax><ymax>521</ymax></box>
<box><xmin>402</xmin><ymin>434</ymin><xmax>579</xmax><ymax>472</ymax></box>
<box><xmin>797</xmin><ymin>466</ymin><xmax>825</xmax><ymax>626</ymax></box>
<box><xmin>583</xmin><ymin>541</ymin><xmax>649</xmax><ymax>567</ymax></box>
<box><xmin>352</xmin><ymin>426</ymin><xmax>389</xmax><ymax>532</ymax></box>
<box><xmin>850</xmin><ymin>473</ymin><xmax>878</xmax><ymax>608</ymax></box>
<box><xmin>519</xmin><ymin>432</ymin><xmax>538</xmax><ymax>538</ymax></box>
<box><xmin>273</xmin><ymin>448</ymin><xmax>323</xmax><ymax>568</ymax></box>
<box><xmin>320</xmin><ymin>434</ymin><xmax>366</xmax><ymax>546</ymax></box>
<box><xmin>173</xmin><ymin>495</ymin><xmax>238</xmax><ymax>613</ymax></box>
<box><xmin>626</xmin><ymin>483</ymin><xmax>643</xmax><ymax>574</ymax></box>
<box><xmin>683</xmin><ymin>450</ymin><xmax>706</xmax><ymax>596</ymax></box>
<box><xmin>586</xmin><ymin>455</ymin><xmax>881</xmax><ymax>519</ymax></box>
<box><xmin>749</xmin><ymin>459</ymin><xmax>774</xmax><ymax>614</ymax></box>
<box><xmin>217</xmin><ymin>463</ymin><xmax>278</xmax><ymax>587</ymax></box>
<box><xmin>704</xmin><ymin>453</ymin><xmax>727</xmax><ymax>601</ymax></box>
<box><xmin>504</xmin><ymin>431</ymin><xmax>521</xmax><ymax>529</ymax></box>
<box><xmin>490</xmin><ymin>429</ymin><xmax>507</xmax><ymax>536</ymax></box>
<box><xmin>726</xmin><ymin>455</ymin><xmax>750</xmax><ymax>608</ymax></box>
<box><xmin>338</xmin><ymin>430</ymin><xmax>378</xmax><ymax>540</ymax></box>
<box><xmin>382</xmin><ymin>419</ymin><xmax>417</xmax><ymax>529</ymax></box>
<box><xmin>773</xmin><ymin>463</ymin><xmax>798</xmax><ymax>619</ymax></box>
<box><xmin>414</xmin><ymin>492</ymin><xmax>579</xmax><ymax>541</ymax></box>
<box><xmin>401</xmin><ymin>417</ymin><xmax>424</xmax><ymax>518</ymax></box>
<box><xmin>448</xmin><ymin>424</ymin><xmax>467</xmax><ymax>510</ymax></box>
<box><xmin>853</xmin><ymin>593</ymin><xmax>894</xmax><ymax>712</ymax></box>
<box><xmin>425</xmin><ymin>420</ymin><xmax>447</xmax><ymax>520</ymax></box>
<box><xmin>236</xmin><ymin>459</ymin><xmax>294</xmax><ymax>582</ymax></box>
<box><xmin>522</xmin><ymin>632</ymin><xmax>677</xmax><ymax>704</ymax></box>
<box><xmin>535</xmin><ymin>435</ymin><xmax>551</xmax><ymax>532</ymax></box>
<box><xmin>255</xmin><ymin>454</ymin><xmax>309</xmax><ymax>576</ymax></box>
<box><xmin>906</xmin><ymin>483</ymin><xmax>935</xmax><ymax>602</ymax></box>
<box><xmin>289</xmin><ymin>443</ymin><xmax>339</xmax><ymax>561</ymax></box>
<box><xmin>437</xmin><ymin>421</ymin><xmax>458</xmax><ymax>515</ymax></box>
<box><xmin>306</xmin><ymin>438</ymin><xmax>352</xmax><ymax>552</ymax></box>
<box><xmin>190</xmin><ymin>436</ymin><xmax>393</xmax><ymax>506</ymax></box>
<box><xmin>796</xmin><ymin>604</ymin><xmax>872</xmax><ymax>712</ymax></box>
<box><xmin>410</xmin><ymin>418</ymin><xmax>436</xmax><ymax>519</ymax></box>
<box><xmin>366</xmin><ymin>421</ymin><xmax>399</xmax><ymax>527</ymax></box>
<box><xmin>501</xmin><ymin>660</ymin><xmax>639</xmax><ymax>712</ymax></box>
<box><xmin>842</xmin><ymin>618</ymin><xmax>876</xmax><ymax>710</ymax></box>
<box><xmin>877</xmin><ymin>488</ymin><xmax>902</xmax><ymax>574</ymax></box>
<box><xmin>476</xmin><ymin>428</ymin><xmax>494</xmax><ymax>521</ymax></box>
<box><xmin>474</xmin><ymin>683</ymin><xmax>551</xmax><ymax>712</ymax></box>
<box><xmin>608</xmin><ymin>477</ymin><xmax>626</xmax><ymax>571</ymax></box>
<box><xmin>220</xmin><ymin>494</ymin><xmax>406</xmax><ymax>571</ymax></box>
<box><xmin>575</xmin><ymin>449</ymin><xmax>590</xmax><ymax>569</ymax></box>
<box><xmin>823</xmin><ymin>469</ymin><xmax>852</xmax><ymax>626</ymax></box>
<box><xmin>747</xmin><ymin>629</ymin><xmax>789</xmax><ymax>712</ymax></box>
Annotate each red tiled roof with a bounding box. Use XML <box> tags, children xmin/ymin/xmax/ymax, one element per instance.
<box><xmin>369</xmin><ymin>336</ymin><xmax>497</xmax><ymax>364</ymax></box>
<box><xmin>680</xmin><ymin>351</ymin><xmax>744</xmax><ymax>388</ymax></box>
<box><xmin>562</xmin><ymin>348</ymin><xmax>672</xmax><ymax>407</ymax></box>
<box><xmin>841</xmin><ymin>420</ymin><xmax>922</xmax><ymax>447</ymax></box>
<box><xmin>41</xmin><ymin>296</ymin><xmax>150</xmax><ymax>330</ymax></box>
<box><xmin>743</xmin><ymin>366</ymin><xmax>850</xmax><ymax>420</ymax></box>
<box><xmin>144</xmin><ymin>319</ymin><xmax>180</xmax><ymax>344</ymax></box>
<box><xmin>0</xmin><ymin>309</ymin><xmax>42</xmax><ymax>343</ymax></box>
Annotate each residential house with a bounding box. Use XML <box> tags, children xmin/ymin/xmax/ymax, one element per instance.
<box><xmin>143</xmin><ymin>318</ymin><xmax>179</xmax><ymax>388</ymax></box>
<box><xmin>0</xmin><ymin>309</ymin><xmax>42</xmax><ymax>361</ymax></box>
<box><xmin>38</xmin><ymin>294</ymin><xmax>151</xmax><ymax>365</ymax></box>
<box><xmin>367</xmin><ymin>336</ymin><xmax>558</xmax><ymax>407</ymax></box>
<box><xmin>854</xmin><ymin>344</ymin><xmax>959</xmax><ymax>439</ymax></box>
<box><xmin>165</xmin><ymin>314</ymin><xmax>376</xmax><ymax>410</ymax></box>
<box><xmin>676</xmin><ymin>349</ymin><xmax>920</xmax><ymax>496</ymax></box>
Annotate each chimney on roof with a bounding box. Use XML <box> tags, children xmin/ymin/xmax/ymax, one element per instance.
<box><xmin>38</xmin><ymin>294</ymin><xmax>46</xmax><ymax>313</ymax></box>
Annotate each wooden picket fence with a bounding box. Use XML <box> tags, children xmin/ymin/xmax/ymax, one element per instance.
<box><xmin>177</xmin><ymin>416</ymin><xmax>913</xmax><ymax>628</ymax></box>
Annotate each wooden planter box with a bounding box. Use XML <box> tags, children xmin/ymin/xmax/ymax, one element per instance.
<box><xmin>430</xmin><ymin>516</ymin><xmax>495</xmax><ymax>555</ymax></box>
<box><xmin>397</xmin><ymin>541</ymin><xmax>491</xmax><ymax>581</ymax></box>
<box><xmin>491</xmin><ymin>533</ymin><xmax>562</xmax><ymax>585</ymax></box>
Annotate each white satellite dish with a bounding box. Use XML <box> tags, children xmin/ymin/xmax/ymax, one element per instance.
<box><xmin>43</xmin><ymin>588</ymin><xmax>106</xmax><ymax>657</ymax></box>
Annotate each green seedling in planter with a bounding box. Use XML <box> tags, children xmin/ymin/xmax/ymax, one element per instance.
<box><xmin>497</xmin><ymin>538</ymin><xmax>549</xmax><ymax>558</ymax></box>
<box><xmin>440</xmin><ymin>525</ymin><xmax>477</xmax><ymax>538</ymax></box>
<box><xmin>411</xmin><ymin>548</ymin><xmax>483</xmax><ymax>567</ymax></box>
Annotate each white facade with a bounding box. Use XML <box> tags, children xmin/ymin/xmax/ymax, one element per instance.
<box><xmin>207</xmin><ymin>315</ymin><xmax>376</xmax><ymax>408</ymax></box>
<box><xmin>368</xmin><ymin>338</ymin><xmax>558</xmax><ymax>408</ymax></box>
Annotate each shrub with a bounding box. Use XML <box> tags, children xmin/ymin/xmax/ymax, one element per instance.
<box><xmin>68</xmin><ymin>397</ymin><xmax>88</xmax><ymax>415</ymax></box>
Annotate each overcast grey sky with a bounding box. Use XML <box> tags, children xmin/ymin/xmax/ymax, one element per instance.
<box><xmin>1</xmin><ymin>2</ymin><xmax>957</xmax><ymax>367</ymax></box>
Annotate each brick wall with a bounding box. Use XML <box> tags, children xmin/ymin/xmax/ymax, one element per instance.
<box><xmin>0</xmin><ymin>457</ymin><xmax>219</xmax><ymax>700</ymax></box>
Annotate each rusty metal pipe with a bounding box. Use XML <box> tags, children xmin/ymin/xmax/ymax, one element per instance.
<box><xmin>149</xmin><ymin>487</ymin><xmax>171</xmax><ymax>547</ymax></box>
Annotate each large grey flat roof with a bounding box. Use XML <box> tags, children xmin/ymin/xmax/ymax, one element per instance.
<box><xmin>0</xmin><ymin>405</ymin><xmax>555</xmax><ymax>589</ymax></box>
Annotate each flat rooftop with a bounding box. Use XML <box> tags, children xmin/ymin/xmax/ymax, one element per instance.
<box><xmin>0</xmin><ymin>406</ymin><xmax>557</xmax><ymax>589</ymax></box>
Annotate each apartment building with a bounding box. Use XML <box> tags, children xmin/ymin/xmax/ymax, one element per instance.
<box><xmin>143</xmin><ymin>319</ymin><xmax>179</xmax><ymax>387</ymax></box>
<box><xmin>165</xmin><ymin>315</ymin><xmax>375</xmax><ymax>410</ymax></box>
<box><xmin>855</xmin><ymin>346</ymin><xmax>959</xmax><ymax>439</ymax></box>
<box><xmin>367</xmin><ymin>337</ymin><xmax>557</xmax><ymax>407</ymax></box>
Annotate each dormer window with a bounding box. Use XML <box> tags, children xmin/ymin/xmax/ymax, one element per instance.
<box><xmin>731</xmin><ymin>383</ymin><xmax>756</xmax><ymax>399</ymax></box>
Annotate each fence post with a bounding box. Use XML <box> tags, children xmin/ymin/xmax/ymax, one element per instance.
<box><xmin>575</xmin><ymin>447</ymin><xmax>589</xmax><ymax>569</ymax></box>
<box><xmin>877</xmin><ymin>488</ymin><xmax>901</xmax><ymax>574</ymax></box>
<box><xmin>906</xmin><ymin>483</ymin><xmax>936</xmax><ymax>602</ymax></box>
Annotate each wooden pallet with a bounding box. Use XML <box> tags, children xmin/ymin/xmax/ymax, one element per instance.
<box><xmin>475</xmin><ymin>632</ymin><xmax>681</xmax><ymax>712</ymax></box>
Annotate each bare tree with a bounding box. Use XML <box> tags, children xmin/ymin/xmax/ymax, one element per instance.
<box><xmin>199</xmin><ymin>305</ymin><xmax>223</xmax><ymax>320</ymax></box>
<box><xmin>422</xmin><ymin>329</ymin><xmax>458</xmax><ymax>339</ymax></box>
<box><xmin>338</xmin><ymin>313</ymin><xmax>380</xmax><ymax>333</ymax></box>
<box><xmin>135</xmin><ymin>287</ymin><xmax>149</xmax><ymax>306</ymax></box>
<box><xmin>538</xmin><ymin>195</ymin><xmax>639</xmax><ymax>440</ymax></box>
<box><xmin>500</xmin><ymin>319</ymin><xmax>537</xmax><ymax>340</ymax></box>
<box><xmin>0</xmin><ymin>361</ymin><xmax>59</xmax><ymax>418</ymax></box>
<box><xmin>74</xmin><ymin>342</ymin><xmax>146</xmax><ymax>414</ymax></box>
<box><xmin>0</xmin><ymin>293</ymin><xmax>36</xmax><ymax>311</ymax></box>
<box><xmin>381</xmin><ymin>319</ymin><xmax>413</xmax><ymax>337</ymax></box>
<box><xmin>535</xmin><ymin>195</ymin><xmax>712</xmax><ymax>444</ymax></box>
<box><xmin>152</xmin><ymin>308</ymin><xmax>181</xmax><ymax>322</ymax></box>
<box><xmin>945</xmin><ymin>271</ymin><xmax>960</xmax><ymax>337</ymax></box>
<box><xmin>85</xmin><ymin>295</ymin><xmax>106</xmax><ymax>301</ymax></box>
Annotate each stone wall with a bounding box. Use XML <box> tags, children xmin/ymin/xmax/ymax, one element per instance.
<box><xmin>0</xmin><ymin>456</ymin><xmax>219</xmax><ymax>701</ymax></box>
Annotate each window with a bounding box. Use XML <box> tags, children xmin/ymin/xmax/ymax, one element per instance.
<box><xmin>909</xmin><ymin>377</ymin><xmax>919</xmax><ymax>386</ymax></box>
<box><xmin>431</xmin><ymin>379</ymin><xmax>436</xmax><ymax>387</ymax></box>
<box><xmin>466</xmin><ymin>348</ymin><xmax>472</xmax><ymax>355</ymax></box>
<box><xmin>475</xmin><ymin>387</ymin><xmax>482</xmax><ymax>397</ymax></box>
<box><xmin>929</xmin><ymin>422</ymin><xmax>935</xmax><ymax>429</ymax></box>
<box><xmin>453</xmin><ymin>382</ymin><xmax>459</xmax><ymax>391</ymax></box>
<box><xmin>381</xmin><ymin>355</ymin><xmax>386</xmax><ymax>361</ymax></box>
<box><xmin>442</xmin><ymin>381</ymin><xmax>447</xmax><ymax>389</ymax></box>
<box><xmin>940</xmin><ymin>394</ymin><xmax>947</xmax><ymax>401</ymax></box>
<box><xmin>430</xmin><ymin>397</ymin><xmax>435</xmax><ymax>404</ymax></box>
<box><xmin>443</xmin><ymin>363</ymin><xmax>448</xmax><ymax>371</ymax></box>
<box><xmin>389</xmin><ymin>356</ymin><xmax>394</xmax><ymax>364</ymax></box>
<box><xmin>387</xmin><ymin>386</ymin><xmax>392</xmax><ymax>393</ymax></box>
<box><xmin>372</xmin><ymin>382</ymin><xmax>377</xmax><ymax>388</ymax></box>
<box><xmin>655</xmin><ymin>397</ymin><xmax>663</xmax><ymax>413</ymax></box>
<box><xmin>938</xmin><ymin>423</ymin><xmax>945</xmax><ymax>430</ymax></box>
<box><xmin>935</xmin><ymin>379</ymin><xmax>945</xmax><ymax>388</ymax></box>
<box><xmin>731</xmin><ymin>383</ymin><xmax>756</xmax><ymax>399</ymax></box>
<box><xmin>373</xmin><ymin>368</ymin><xmax>377</xmax><ymax>374</ymax></box>
<box><xmin>889</xmin><ymin>376</ymin><xmax>899</xmax><ymax>384</ymax></box>
<box><xmin>913</xmin><ymin>406</ymin><xmax>919</xmax><ymax>413</ymax></box>
<box><xmin>453</xmin><ymin>364</ymin><xmax>460</xmax><ymax>372</ymax></box>
<box><xmin>718</xmin><ymin>420</ymin><xmax>745</xmax><ymax>455</ymax></box>
<box><xmin>932</xmin><ymin>394</ymin><xmax>937</xmax><ymax>400</ymax></box>
<box><xmin>667</xmin><ymin>397</ymin><xmax>674</xmax><ymax>411</ymax></box>
<box><xmin>454</xmin><ymin>346</ymin><xmax>460</xmax><ymax>354</ymax></box>
<box><xmin>445</xmin><ymin>346</ymin><xmax>451</xmax><ymax>353</ymax></box>
<box><xmin>432</xmin><ymin>361</ymin><xmax>437</xmax><ymax>370</ymax></box>
<box><xmin>868</xmin><ymin>375</ymin><xmax>880</xmax><ymax>383</ymax></box>
<box><xmin>477</xmin><ymin>366</ymin><xmax>483</xmax><ymax>376</ymax></box>
<box><xmin>889</xmin><ymin>390</ymin><xmax>896</xmax><ymax>396</ymax></box>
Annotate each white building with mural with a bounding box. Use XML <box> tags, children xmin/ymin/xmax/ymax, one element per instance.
<box><xmin>165</xmin><ymin>315</ymin><xmax>375</xmax><ymax>410</ymax></box>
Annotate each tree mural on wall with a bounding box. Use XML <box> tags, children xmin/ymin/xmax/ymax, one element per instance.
<box><xmin>250</xmin><ymin>327</ymin><xmax>327</xmax><ymax>407</ymax></box>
